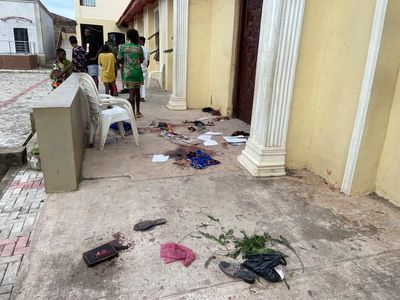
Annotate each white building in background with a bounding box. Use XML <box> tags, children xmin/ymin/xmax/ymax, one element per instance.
<box><xmin>0</xmin><ymin>0</ymin><xmax>55</xmax><ymax>65</ymax></box>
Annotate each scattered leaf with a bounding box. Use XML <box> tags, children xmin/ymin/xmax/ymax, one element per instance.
<box><xmin>204</xmin><ymin>255</ymin><xmax>216</xmax><ymax>268</ymax></box>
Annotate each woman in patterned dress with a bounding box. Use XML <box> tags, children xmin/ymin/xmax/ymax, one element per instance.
<box><xmin>117</xmin><ymin>29</ymin><xmax>144</xmax><ymax>118</ymax></box>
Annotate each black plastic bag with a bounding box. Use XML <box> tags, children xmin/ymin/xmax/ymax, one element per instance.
<box><xmin>242</xmin><ymin>252</ymin><xmax>287</xmax><ymax>282</ymax></box>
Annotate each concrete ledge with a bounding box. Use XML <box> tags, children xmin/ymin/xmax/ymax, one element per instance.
<box><xmin>0</xmin><ymin>147</ymin><xmax>27</xmax><ymax>167</ymax></box>
<box><xmin>33</xmin><ymin>74</ymin><xmax>89</xmax><ymax>193</ymax></box>
<box><xmin>0</xmin><ymin>55</ymin><xmax>39</xmax><ymax>70</ymax></box>
<box><xmin>0</xmin><ymin>69</ymin><xmax>51</xmax><ymax>74</ymax></box>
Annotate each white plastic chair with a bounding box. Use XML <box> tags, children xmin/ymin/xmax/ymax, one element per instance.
<box><xmin>81</xmin><ymin>73</ymin><xmax>115</xmax><ymax>101</ymax></box>
<box><xmin>79</xmin><ymin>75</ymin><xmax>139</xmax><ymax>151</ymax></box>
<box><xmin>147</xmin><ymin>63</ymin><xmax>164</xmax><ymax>89</ymax></box>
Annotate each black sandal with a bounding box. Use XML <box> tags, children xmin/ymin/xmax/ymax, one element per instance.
<box><xmin>219</xmin><ymin>261</ymin><xmax>256</xmax><ymax>284</ymax></box>
<box><xmin>133</xmin><ymin>218</ymin><xmax>167</xmax><ymax>231</ymax></box>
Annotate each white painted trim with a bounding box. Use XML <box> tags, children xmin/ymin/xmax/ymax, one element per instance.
<box><xmin>341</xmin><ymin>0</ymin><xmax>388</xmax><ymax>195</ymax></box>
<box><xmin>238</xmin><ymin>0</ymin><xmax>305</xmax><ymax>177</ymax></box>
<box><xmin>167</xmin><ymin>0</ymin><xmax>189</xmax><ymax>110</ymax></box>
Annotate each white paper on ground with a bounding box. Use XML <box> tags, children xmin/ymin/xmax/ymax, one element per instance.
<box><xmin>274</xmin><ymin>265</ymin><xmax>285</xmax><ymax>280</ymax></box>
<box><xmin>205</xmin><ymin>131</ymin><xmax>223</xmax><ymax>136</ymax></box>
<box><xmin>198</xmin><ymin>134</ymin><xmax>212</xmax><ymax>141</ymax></box>
<box><xmin>203</xmin><ymin>140</ymin><xmax>218</xmax><ymax>146</ymax></box>
<box><xmin>223</xmin><ymin>136</ymin><xmax>247</xmax><ymax>143</ymax></box>
<box><xmin>152</xmin><ymin>154</ymin><xmax>170</xmax><ymax>162</ymax></box>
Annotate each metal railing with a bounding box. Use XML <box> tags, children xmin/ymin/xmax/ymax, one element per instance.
<box><xmin>0</xmin><ymin>40</ymin><xmax>36</xmax><ymax>55</ymax></box>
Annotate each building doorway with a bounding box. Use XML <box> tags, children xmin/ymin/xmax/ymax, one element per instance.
<box><xmin>80</xmin><ymin>24</ymin><xmax>104</xmax><ymax>48</ymax></box>
<box><xmin>13</xmin><ymin>28</ymin><xmax>30</xmax><ymax>53</ymax></box>
<box><xmin>107</xmin><ymin>32</ymin><xmax>125</xmax><ymax>46</ymax></box>
<box><xmin>233</xmin><ymin>0</ymin><xmax>263</xmax><ymax>124</ymax></box>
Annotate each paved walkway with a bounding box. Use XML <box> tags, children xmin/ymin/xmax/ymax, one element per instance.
<box><xmin>12</xmin><ymin>90</ymin><xmax>400</xmax><ymax>299</ymax></box>
<box><xmin>0</xmin><ymin>72</ymin><xmax>50</xmax><ymax>148</ymax></box>
<box><xmin>0</xmin><ymin>169</ymin><xmax>44</xmax><ymax>299</ymax></box>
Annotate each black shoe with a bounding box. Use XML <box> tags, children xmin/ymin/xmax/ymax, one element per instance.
<box><xmin>134</xmin><ymin>218</ymin><xmax>166</xmax><ymax>231</ymax></box>
<box><xmin>140</xmin><ymin>98</ymin><xmax>146</xmax><ymax>102</ymax></box>
<box><xmin>219</xmin><ymin>261</ymin><xmax>256</xmax><ymax>284</ymax></box>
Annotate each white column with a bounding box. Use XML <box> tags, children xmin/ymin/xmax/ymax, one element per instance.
<box><xmin>167</xmin><ymin>0</ymin><xmax>189</xmax><ymax>110</ymax></box>
<box><xmin>341</xmin><ymin>0</ymin><xmax>388</xmax><ymax>194</ymax></box>
<box><xmin>238</xmin><ymin>0</ymin><xmax>305</xmax><ymax>177</ymax></box>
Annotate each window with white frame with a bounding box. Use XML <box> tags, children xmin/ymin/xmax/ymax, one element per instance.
<box><xmin>80</xmin><ymin>0</ymin><xmax>96</xmax><ymax>7</ymax></box>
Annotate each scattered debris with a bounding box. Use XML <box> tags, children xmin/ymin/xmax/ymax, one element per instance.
<box><xmin>160</xmin><ymin>242</ymin><xmax>196</xmax><ymax>267</ymax></box>
<box><xmin>110</xmin><ymin>122</ymin><xmax>132</xmax><ymax>134</ymax></box>
<box><xmin>149</xmin><ymin>120</ymin><xmax>168</xmax><ymax>129</ymax></box>
<box><xmin>232</xmin><ymin>131</ymin><xmax>249</xmax><ymax>137</ymax></box>
<box><xmin>187</xmin><ymin>150</ymin><xmax>220</xmax><ymax>169</ymax></box>
<box><xmin>204</xmin><ymin>131</ymin><xmax>223</xmax><ymax>136</ymax></box>
<box><xmin>203</xmin><ymin>140</ymin><xmax>218</xmax><ymax>146</ymax></box>
<box><xmin>198</xmin><ymin>134</ymin><xmax>212</xmax><ymax>142</ymax></box>
<box><xmin>224</xmin><ymin>136</ymin><xmax>247</xmax><ymax>144</ymax></box>
<box><xmin>202</xmin><ymin>107</ymin><xmax>213</xmax><ymax>113</ymax></box>
<box><xmin>159</xmin><ymin>130</ymin><xmax>202</xmax><ymax>147</ymax></box>
<box><xmin>212</xmin><ymin>109</ymin><xmax>221</xmax><ymax>116</ymax></box>
<box><xmin>164</xmin><ymin>146</ymin><xmax>216</xmax><ymax>168</ymax></box>
<box><xmin>134</xmin><ymin>218</ymin><xmax>167</xmax><ymax>231</ymax></box>
<box><xmin>213</xmin><ymin>116</ymin><xmax>230</xmax><ymax>121</ymax></box>
<box><xmin>83</xmin><ymin>242</ymin><xmax>119</xmax><ymax>267</ymax></box>
<box><xmin>188</xmin><ymin>126</ymin><xmax>196</xmax><ymax>132</ymax></box>
<box><xmin>202</xmin><ymin>107</ymin><xmax>222</xmax><ymax>116</ymax></box>
<box><xmin>152</xmin><ymin>154</ymin><xmax>170</xmax><ymax>163</ymax></box>
<box><xmin>185</xmin><ymin>215</ymin><xmax>303</xmax><ymax>288</ymax></box>
<box><xmin>110</xmin><ymin>239</ymin><xmax>130</xmax><ymax>251</ymax></box>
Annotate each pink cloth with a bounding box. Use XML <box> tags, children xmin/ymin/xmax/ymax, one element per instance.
<box><xmin>160</xmin><ymin>242</ymin><xmax>196</xmax><ymax>267</ymax></box>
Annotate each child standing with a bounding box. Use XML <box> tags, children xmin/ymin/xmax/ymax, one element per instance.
<box><xmin>98</xmin><ymin>45</ymin><xmax>116</xmax><ymax>95</ymax></box>
<box><xmin>117</xmin><ymin>29</ymin><xmax>144</xmax><ymax>118</ymax></box>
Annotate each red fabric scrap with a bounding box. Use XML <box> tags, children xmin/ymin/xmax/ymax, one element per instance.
<box><xmin>160</xmin><ymin>243</ymin><xmax>196</xmax><ymax>267</ymax></box>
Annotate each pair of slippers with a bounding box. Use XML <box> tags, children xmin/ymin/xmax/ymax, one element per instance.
<box><xmin>134</xmin><ymin>218</ymin><xmax>166</xmax><ymax>231</ymax></box>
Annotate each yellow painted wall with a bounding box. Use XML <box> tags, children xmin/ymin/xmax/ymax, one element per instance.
<box><xmin>75</xmin><ymin>0</ymin><xmax>131</xmax><ymax>21</ymax></box>
<box><xmin>143</xmin><ymin>3</ymin><xmax>159</xmax><ymax>74</ymax></box>
<box><xmin>208</xmin><ymin>0</ymin><xmax>238</xmax><ymax>115</ymax></box>
<box><xmin>351</xmin><ymin>0</ymin><xmax>400</xmax><ymax>194</ymax></box>
<box><xmin>75</xmin><ymin>0</ymin><xmax>130</xmax><ymax>44</ymax></box>
<box><xmin>286</xmin><ymin>0</ymin><xmax>376</xmax><ymax>186</ymax></box>
<box><xmin>165</xmin><ymin>0</ymin><xmax>174</xmax><ymax>92</ymax></box>
<box><xmin>186</xmin><ymin>0</ymin><xmax>212</xmax><ymax>108</ymax></box>
<box><xmin>375</xmin><ymin>70</ymin><xmax>400</xmax><ymax>206</ymax></box>
<box><xmin>186</xmin><ymin>0</ymin><xmax>238</xmax><ymax>114</ymax></box>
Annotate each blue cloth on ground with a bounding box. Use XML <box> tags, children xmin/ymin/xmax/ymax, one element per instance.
<box><xmin>186</xmin><ymin>150</ymin><xmax>220</xmax><ymax>169</ymax></box>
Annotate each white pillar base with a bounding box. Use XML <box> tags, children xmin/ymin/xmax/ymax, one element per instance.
<box><xmin>238</xmin><ymin>139</ymin><xmax>286</xmax><ymax>177</ymax></box>
<box><xmin>167</xmin><ymin>96</ymin><xmax>187</xmax><ymax>110</ymax></box>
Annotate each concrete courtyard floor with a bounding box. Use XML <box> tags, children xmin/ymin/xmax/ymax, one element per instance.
<box><xmin>13</xmin><ymin>90</ymin><xmax>400</xmax><ymax>299</ymax></box>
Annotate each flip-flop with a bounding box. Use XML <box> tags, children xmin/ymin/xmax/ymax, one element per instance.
<box><xmin>219</xmin><ymin>261</ymin><xmax>256</xmax><ymax>284</ymax></box>
<box><xmin>134</xmin><ymin>218</ymin><xmax>166</xmax><ymax>231</ymax></box>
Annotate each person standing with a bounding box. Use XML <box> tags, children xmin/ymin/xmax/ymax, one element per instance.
<box><xmin>84</xmin><ymin>28</ymin><xmax>101</xmax><ymax>89</ymax></box>
<box><xmin>98</xmin><ymin>45</ymin><xmax>116</xmax><ymax>95</ymax></box>
<box><xmin>139</xmin><ymin>36</ymin><xmax>150</xmax><ymax>102</ymax></box>
<box><xmin>69</xmin><ymin>36</ymin><xmax>87</xmax><ymax>73</ymax></box>
<box><xmin>117</xmin><ymin>29</ymin><xmax>144</xmax><ymax>118</ymax></box>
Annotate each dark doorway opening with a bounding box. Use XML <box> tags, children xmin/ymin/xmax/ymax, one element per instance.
<box><xmin>80</xmin><ymin>24</ymin><xmax>104</xmax><ymax>48</ymax></box>
<box><xmin>233</xmin><ymin>0</ymin><xmax>263</xmax><ymax>124</ymax></box>
<box><xmin>13</xmin><ymin>28</ymin><xmax>30</xmax><ymax>53</ymax></box>
<box><xmin>107</xmin><ymin>32</ymin><xmax>125</xmax><ymax>46</ymax></box>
